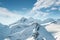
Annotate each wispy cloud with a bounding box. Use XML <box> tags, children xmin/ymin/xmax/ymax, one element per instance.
<box><xmin>29</xmin><ymin>0</ymin><xmax>60</xmax><ymax>20</ymax></box>
<box><xmin>0</xmin><ymin>7</ymin><xmax>22</xmax><ymax>25</ymax></box>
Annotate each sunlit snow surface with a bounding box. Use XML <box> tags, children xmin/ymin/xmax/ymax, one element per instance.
<box><xmin>55</xmin><ymin>32</ymin><xmax>60</xmax><ymax>40</ymax></box>
<box><xmin>26</xmin><ymin>37</ymin><xmax>35</xmax><ymax>40</ymax></box>
<box><xmin>46</xmin><ymin>23</ymin><xmax>60</xmax><ymax>40</ymax></box>
<box><xmin>4</xmin><ymin>38</ymin><xmax>10</xmax><ymax>40</ymax></box>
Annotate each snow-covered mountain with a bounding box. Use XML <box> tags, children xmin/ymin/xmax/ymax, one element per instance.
<box><xmin>0</xmin><ymin>17</ymin><xmax>60</xmax><ymax>40</ymax></box>
<box><xmin>10</xmin><ymin>23</ymin><xmax>30</xmax><ymax>34</ymax></box>
<box><xmin>9</xmin><ymin>17</ymin><xmax>42</xmax><ymax>34</ymax></box>
<box><xmin>5</xmin><ymin>22</ymin><xmax>55</xmax><ymax>40</ymax></box>
<box><xmin>9</xmin><ymin>17</ymin><xmax>42</xmax><ymax>26</ymax></box>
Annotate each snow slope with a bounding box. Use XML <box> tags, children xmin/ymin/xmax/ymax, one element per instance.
<box><xmin>6</xmin><ymin>22</ymin><xmax>55</xmax><ymax>40</ymax></box>
<box><xmin>54</xmin><ymin>32</ymin><xmax>60</xmax><ymax>40</ymax></box>
<box><xmin>0</xmin><ymin>23</ymin><xmax>10</xmax><ymax>40</ymax></box>
<box><xmin>46</xmin><ymin>23</ymin><xmax>60</xmax><ymax>40</ymax></box>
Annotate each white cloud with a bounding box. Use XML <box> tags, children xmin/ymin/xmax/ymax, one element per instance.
<box><xmin>0</xmin><ymin>7</ymin><xmax>22</xmax><ymax>25</ymax></box>
<box><xmin>29</xmin><ymin>0</ymin><xmax>60</xmax><ymax>20</ymax></box>
<box><xmin>0</xmin><ymin>7</ymin><xmax>18</xmax><ymax>17</ymax></box>
<box><xmin>32</xmin><ymin>0</ymin><xmax>55</xmax><ymax>11</ymax></box>
<box><xmin>33</xmin><ymin>11</ymin><xmax>49</xmax><ymax>19</ymax></box>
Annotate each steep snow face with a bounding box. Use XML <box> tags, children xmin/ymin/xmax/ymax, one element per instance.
<box><xmin>7</xmin><ymin>25</ymin><xmax>34</xmax><ymax>40</ymax></box>
<box><xmin>0</xmin><ymin>23</ymin><xmax>10</xmax><ymax>40</ymax></box>
<box><xmin>7</xmin><ymin>22</ymin><xmax>55</xmax><ymax>40</ymax></box>
<box><xmin>10</xmin><ymin>23</ymin><xmax>29</xmax><ymax>34</ymax></box>
<box><xmin>32</xmin><ymin>23</ymin><xmax>55</xmax><ymax>40</ymax></box>
<box><xmin>45</xmin><ymin>23</ymin><xmax>60</xmax><ymax>40</ymax></box>
<box><xmin>54</xmin><ymin>32</ymin><xmax>60</xmax><ymax>40</ymax></box>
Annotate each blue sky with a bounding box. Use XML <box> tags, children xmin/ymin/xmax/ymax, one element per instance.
<box><xmin>0</xmin><ymin>0</ymin><xmax>60</xmax><ymax>25</ymax></box>
<box><xmin>0</xmin><ymin>0</ymin><xmax>36</xmax><ymax>10</ymax></box>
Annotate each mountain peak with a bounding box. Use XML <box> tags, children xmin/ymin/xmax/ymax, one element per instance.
<box><xmin>19</xmin><ymin>17</ymin><xmax>27</xmax><ymax>22</ymax></box>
